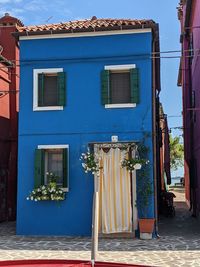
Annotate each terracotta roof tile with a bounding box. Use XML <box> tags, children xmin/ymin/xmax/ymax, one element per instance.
<box><xmin>15</xmin><ymin>18</ymin><xmax>156</xmax><ymax>36</ymax></box>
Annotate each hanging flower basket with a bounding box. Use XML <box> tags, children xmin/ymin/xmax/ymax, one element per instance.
<box><xmin>80</xmin><ymin>151</ymin><xmax>101</xmax><ymax>176</ymax></box>
<box><xmin>121</xmin><ymin>158</ymin><xmax>149</xmax><ymax>172</ymax></box>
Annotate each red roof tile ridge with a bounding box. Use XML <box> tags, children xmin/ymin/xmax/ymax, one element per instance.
<box><xmin>15</xmin><ymin>18</ymin><xmax>157</xmax><ymax>34</ymax></box>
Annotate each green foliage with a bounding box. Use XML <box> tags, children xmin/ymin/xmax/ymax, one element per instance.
<box><xmin>121</xmin><ymin>158</ymin><xmax>148</xmax><ymax>171</ymax></box>
<box><xmin>137</xmin><ymin>144</ymin><xmax>153</xmax><ymax>217</ymax></box>
<box><xmin>46</xmin><ymin>172</ymin><xmax>60</xmax><ymax>184</ymax></box>
<box><xmin>27</xmin><ymin>184</ymin><xmax>65</xmax><ymax>201</ymax></box>
<box><xmin>120</xmin><ymin>134</ymin><xmax>153</xmax><ymax>218</ymax></box>
<box><xmin>169</xmin><ymin>134</ymin><xmax>184</xmax><ymax>171</ymax></box>
<box><xmin>27</xmin><ymin>172</ymin><xmax>65</xmax><ymax>201</ymax></box>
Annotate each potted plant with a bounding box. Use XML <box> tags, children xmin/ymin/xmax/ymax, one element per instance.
<box><xmin>137</xmin><ymin>172</ymin><xmax>154</xmax><ymax>239</ymax></box>
<box><xmin>80</xmin><ymin>151</ymin><xmax>101</xmax><ymax>175</ymax></box>
<box><xmin>136</xmin><ymin>144</ymin><xmax>155</xmax><ymax>239</ymax></box>
<box><xmin>121</xmin><ymin>143</ymin><xmax>155</xmax><ymax>239</ymax></box>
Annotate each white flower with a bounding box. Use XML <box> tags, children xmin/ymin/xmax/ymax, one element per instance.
<box><xmin>134</xmin><ymin>163</ymin><xmax>142</xmax><ymax>170</ymax></box>
<box><xmin>26</xmin><ymin>197</ymin><xmax>29</xmax><ymax>200</ymax></box>
<box><xmin>82</xmin><ymin>163</ymin><xmax>86</xmax><ymax>168</ymax></box>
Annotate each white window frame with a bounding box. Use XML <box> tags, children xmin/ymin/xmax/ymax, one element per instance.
<box><xmin>104</xmin><ymin>64</ymin><xmax>137</xmax><ymax>109</ymax></box>
<box><xmin>33</xmin><ymin>68</ymin><xmax>64</xmax><ymax>111</ymax></box>
<box><xmin>37</xmin><ymin>144</ymin><xmax>69</xmax><ymax>192</ymax></box>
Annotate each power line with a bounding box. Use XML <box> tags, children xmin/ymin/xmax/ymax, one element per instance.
<box><xmin>1</xmin><ymin>47</ymin><xmax>200</xmax><ymax>64</ymax></box>
<box><xmin>168</xmin><ymin>115</ymin><xmax>182</xmax><ymax>118</ymax></box>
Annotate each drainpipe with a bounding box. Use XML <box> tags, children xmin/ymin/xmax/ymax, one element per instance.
<box><xmin>152</xmin><ymin>24</ymin><xmax>159</xmax><ymax>235</ymax></box>
<box><xmin>187</xmin><ymin>36</ymin><xmax>196</xmax><ymax>216</ymax></box>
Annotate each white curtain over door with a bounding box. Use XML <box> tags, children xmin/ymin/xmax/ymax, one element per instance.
<box><xmin>97</xmin><ymin>147</ymin><xmax>133</xmax><ymax>234</ymax></box>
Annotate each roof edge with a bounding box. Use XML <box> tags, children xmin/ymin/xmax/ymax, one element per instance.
<box><xmin>13</xmin><ymin>20</ymin><xmax>157</xmax><ymax>38</ymax></box>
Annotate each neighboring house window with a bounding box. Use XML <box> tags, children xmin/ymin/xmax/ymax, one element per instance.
<box><xmin>101</xmin><ymin>64</ymin><xmax>139</xmax><ymax>108</ymax></box>
<box><xmin>34</xmin><ymin>145</ymin><xmax>69</xmax><ymax>191</ymax></box>
<box><xmin>33</xmin><ymin>68</ymin><xmax>66</xmax><ymax>111</ymax></box>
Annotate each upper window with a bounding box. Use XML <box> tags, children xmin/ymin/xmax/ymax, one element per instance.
<box><xmin>110</xmin><ymin>72</ymin><xmax>131</xmax><ymax>104</ymax></box>
<box><xmin>33</xmin><ymin>68</ymin><xmax>66</xmax><ymax>111</ymax></box>
<box><xmin>101</xmin><ymin>64</ymin><xmax>140</xmax><ymax>108</ymax></box>
<box><xmin>34</xmin><ymin>145</ymin><xmax>69</xmax><ymax>191</ymax></box>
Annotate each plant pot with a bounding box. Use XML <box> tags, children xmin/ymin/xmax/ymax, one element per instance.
<box><xmin>139</xmin><ymin>218</ymin><xmax>155</xmax><ymax>239</ymax></box>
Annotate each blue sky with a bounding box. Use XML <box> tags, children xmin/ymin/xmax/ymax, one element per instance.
<box><xmin>0</xmin><ymin>0</ymin><xmax>183</xmax><ymax>175</ymax></box>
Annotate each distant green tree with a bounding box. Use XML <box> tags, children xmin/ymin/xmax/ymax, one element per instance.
<box><xmin>169</xmin><ymin>134</ymin><xmax>184</xmax><ymax>171</ymax></box>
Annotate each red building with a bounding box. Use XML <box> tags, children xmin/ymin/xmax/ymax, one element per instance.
<box><xmin>0</xmin><ymin>13</ymin><xmax>23</xmax><ymax>221</ymax></box>
<box><xmin>178</xmin><ymin>0</ymin><xmax>200</xmax><ymax>216</ymax></box>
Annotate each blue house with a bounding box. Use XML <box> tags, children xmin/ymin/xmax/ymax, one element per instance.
<box><xmin>14</xmin><ymin>18</ymin><xmax>161</xmax><ymax>237</ymax></box>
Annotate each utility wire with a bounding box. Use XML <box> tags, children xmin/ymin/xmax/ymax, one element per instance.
<box><xmin>1</xmin><ymin>48</ymin><xmax>200</xmax><ymax>64</ymax></box>
<box><xmin>0</xmin><ymin>53</ymin><xmax>193</xmax><ymax>69</ymax></box>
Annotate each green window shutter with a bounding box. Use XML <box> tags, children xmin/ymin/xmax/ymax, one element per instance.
<box><xmin>101</xmin><ymin>70</ymin><xmax>110</xmax><ymax>105</ymax></box>
<box><xmin>130</xmin><ymin>68</ymin><xmax>140</xmax><ymax>104</ymax></box>
<box><xmin>38</xmin><ymin>73</ymin><xmax>44</xmax><ymax>106</ymax></box>
<box><xmin>58</xmin><ymin>72</ymin><xmax>66</xmax><ymax>106</ymax></box>
<box><xmin>62</xmin><ymin>148</ymin><xmax>68</xmax><ymax>188</ymax></box>
<box><xmin>34</xmin><ymin>149</ymin><xmax>45</xmax><ymax>188</ymax></box>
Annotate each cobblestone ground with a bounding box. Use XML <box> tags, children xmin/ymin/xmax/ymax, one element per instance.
<box><xmin>0</xmin><ymin>189</ymin><xmax>200</xmax><ymax>267</ymax></box>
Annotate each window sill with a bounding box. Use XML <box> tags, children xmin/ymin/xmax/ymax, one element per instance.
<box><xmin>33</xmin><ymin>106</ymin><xmax>64</xmax><ymax>111</ymax></box>
<box><xmin>61</xmin><ymin>188</ymin><xmax>69</xmax><ymax>192</ymax></box>
<box><xmin>105</xmin><ymin>103</ymin><xmax>136</xmax><ymax>109</ymax></box>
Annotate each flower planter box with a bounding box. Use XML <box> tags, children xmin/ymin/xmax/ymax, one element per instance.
<box><xmin>138</xmin><ymin>218</ymin><xmax>155</xmax><ymax>240</ymax></box>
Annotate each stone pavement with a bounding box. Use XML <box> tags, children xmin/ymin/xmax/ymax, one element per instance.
<box><xmin>0</xmin><ymin>189</ymin><xmax>200</xmax><ymax>267</ymax></box>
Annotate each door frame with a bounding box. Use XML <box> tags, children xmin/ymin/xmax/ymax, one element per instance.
<box><xmin>92</xmin><ymin>142</ymin><xmax>138</xmax><ymax>236</ymax></box>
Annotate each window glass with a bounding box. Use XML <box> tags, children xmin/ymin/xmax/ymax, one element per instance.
<box><xmin>45</xmin><ymin>149</ymin><xmax>63</xmax><ymax>186</ymax></box>
<box><xmin>110</xmin><ymin>72</ymin><xmax>131</xmax><ymax>104</ymax></box>
<box><xmin>44</xmin><ymin>75</ymin><xmax>58</xmax><ymax>106</ymax></box>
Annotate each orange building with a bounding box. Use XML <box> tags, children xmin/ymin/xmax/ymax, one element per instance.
<box><xmin>0</xmin><ymin>13</ymin><xmax>23</xmax><ymax>221</ymax></box>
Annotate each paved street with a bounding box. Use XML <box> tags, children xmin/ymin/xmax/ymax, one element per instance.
<box><xmin>0</xmin><ymin>189</ymin><xmax>200</xmax><ymax>267</ymax></box>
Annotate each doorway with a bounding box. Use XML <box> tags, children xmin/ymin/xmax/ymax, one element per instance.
<box><xmin>94</xmin><ymin>143</ymin><xmax>138</xmax><ymax>237</ymax></box>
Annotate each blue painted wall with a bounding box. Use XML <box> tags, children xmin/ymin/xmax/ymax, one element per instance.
<box><xmin>17</xmin><ymin>32</ymin><xmax>154</xmax><ymax>235</ymax></box>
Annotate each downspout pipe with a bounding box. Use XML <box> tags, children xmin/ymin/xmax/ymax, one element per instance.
<box><xmin>151</xmin><ymin>23</ymin><xmax>161</xmax><ymax>236</ymax></box>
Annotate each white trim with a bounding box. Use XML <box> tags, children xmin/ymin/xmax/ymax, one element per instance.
<box><xmin>37</xmin><ymin>144</ymin><xmax>69</xmax><ymax>149</ymax></box>
<box><xmin>105</xmin><ymin>64</ymin><xmax>136</xmax><ymax>71</ymax></box>
<box><xmin>33</xmin><ymin>68</ymin><xmax>63</xmax><ymax>111</ymax></box>
<box><xmin>105</xmin><ymin>103</ymin><xmax>136</xmax><ymax>109</ymax></box>
<box><xmin>19</xmin><ymin>28</ymin><xmax>152</xmax><ymax>41</ymax></box>
<box><xmin>34</xmin><ymin>106</ymin><xmax>63</xmax><ymax>111</ymax></box>
<box><xmin>62</xmin><ymin>187</ymin><xmax>69</xmax><ymax>192</ymax></box>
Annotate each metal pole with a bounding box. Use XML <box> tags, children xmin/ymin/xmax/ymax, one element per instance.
<box><xmin>91</xmin><ymin>191</ymin><xmax>99</xmax><ymax>266</ymax></box>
